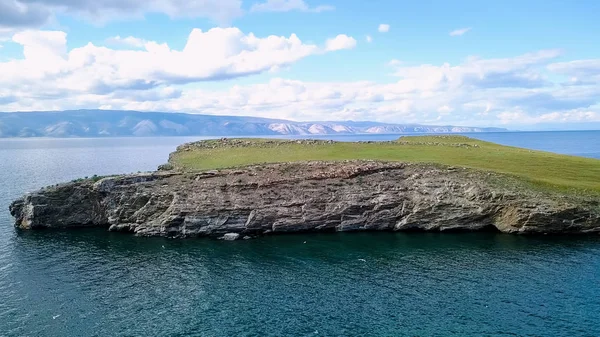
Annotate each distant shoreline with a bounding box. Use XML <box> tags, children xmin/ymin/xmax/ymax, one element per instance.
<box><xmin>5</xmin><ymin>129</ymin><xmax>600</xmax><ymax>140</ymax></box>
<box><xmin>0</xmin><ymin>109</ymin><xmax>506</xmax><ymax>137</ymax></box>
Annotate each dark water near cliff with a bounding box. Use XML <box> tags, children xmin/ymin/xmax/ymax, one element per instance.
<box><xmin>1</xmin><ymin>131</ymin><xmax>599</xmax><ymax>336</ymax></box>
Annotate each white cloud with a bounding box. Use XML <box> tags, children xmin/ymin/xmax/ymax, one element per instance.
<box><xmin>548</xmin><ymin>59</ymin><xmax>600</xmax><ymax>85</ymax></box>
<box><xmin>378</xmin><ymin>24</ymin><xmax>390</xmax><ymax>33</ymax></box>
<box><xmin>388</xmin><ymin>59</ymin><xmax>402</xmax><ymax>67</ymax></box>
<box><xmin>391</xmin><ymin>49</ymin><xmax>562</xmax><ymax>91</ymax></box>
<box><xmin>1</xmin><ymin>36</ymin><xmax>599</xmax><ymax>128</ymax></box>
<box><xmin>449</xmin><ymin>27</ymin><xmax>471</xmax><ymax>36</ymax></box>
<box><xmin>437</xmin><ymin>105</ymin><xmax>454</xmax><ymax>114</ymax></box>
<box><xmin>0</xmin><ymin>27</ymin><xmax>18</xmax><ymax>40</ymax></box>
<box><xmin>365</xmin><ymin>35</ymin><xmax>372</xmax><ymax>43</ymax></box>
<box><xmin>250</xmin><ymin>0</ymin><xmax>334</xmax><ymax>13</ymax></box>
<box><xmin>548</xmin><ymin>59</ymin><xmax>600</xmax><ymax>76</ymax></box>
<box><xmin>0</xmin><ymin>27</ymin><xmax>352</xmax><ymax>94</ymax></box>
<box><xmin>325</xmin><ymin>34</ymin><xmax>357</xmax><ymax>51</ymax></box>
<box><xmin>106</xmin><ymin>35</ymin><xmax>148</xmax><ymax>48</ymax></box>
<box><xmin>0</xmin><ymin>0</ymin><xmax>50</xmax><ymax>28</ymax></box>
<box><xmin>12</xmin><ymin>30</ymin><xmax>67</xmax><ymax>60</ymax></box>
<box><xmin>103</xmin><ymin>75</ymin><xmax>599</xmax><ymax>126</ymax></box>
<box><xmin>496</xmin><ymin>109</ymin><xmax>600</xmax><ymax>125</ymax></box>
<box><xmin>0</xmin><ymin>0</ymin><xmax>244</xmax><ymax>27</ymax></box>
<box><xmin>312</xmin><ymin>5</ymin><xmax>335</xmax><ymax>12</ymax></box>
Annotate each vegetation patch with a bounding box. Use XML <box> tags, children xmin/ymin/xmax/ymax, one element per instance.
<box><xmin>169</xmin><ymin>135</ymin><xmax>600</xmax><ymax>196</ymax></box>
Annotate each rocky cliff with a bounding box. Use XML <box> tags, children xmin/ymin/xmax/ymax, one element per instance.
<box><xmin>9</xmin><ymin>161</ymin><xmax>600</xmax><ymax>237</ymax></box>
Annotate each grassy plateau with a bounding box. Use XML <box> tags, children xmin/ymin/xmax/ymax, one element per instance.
<box><xmin>169</xmin><ymin>135</ymin><xmax>600</xmax><ymax>196</ymax></box>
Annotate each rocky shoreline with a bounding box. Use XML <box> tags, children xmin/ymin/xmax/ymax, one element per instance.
<box><xmin>9</xmin><ymin>160</ymin><xmax>600</xmax><ymax>238</ymax></box>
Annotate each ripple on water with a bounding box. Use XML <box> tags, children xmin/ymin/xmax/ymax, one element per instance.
<box><xmin>4</xmin><ymin>230</ymin><xmax>600</xmax><ymax>336</ymax></box>
<box><xmin>1</xmin><ymin>135</ymin><xmax>600</xmax><ymax>336</ymax></box>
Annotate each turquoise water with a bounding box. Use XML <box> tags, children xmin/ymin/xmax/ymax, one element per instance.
<box><xmin>1</xmin><ymin>132</ymin><xmax>600</xmax><ymax>336</ymax></box>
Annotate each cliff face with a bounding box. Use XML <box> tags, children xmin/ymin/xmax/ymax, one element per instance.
<box><xmin>9</xmin><ymin>161</ymin><xmax>600</xmax><ymax>237</ymax></box>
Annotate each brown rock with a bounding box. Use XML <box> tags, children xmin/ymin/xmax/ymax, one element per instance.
<box><xmin>9</xmin><ymin>161</ymin><xmax>600</xmax><ymax>237</ymax></box>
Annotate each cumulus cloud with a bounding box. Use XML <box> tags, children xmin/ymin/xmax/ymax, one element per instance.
<box><xmin>12</xmin><ymin>30</ymin><xmax>67</xmax><ymax>59</ymax></box>
<box><xmin>1</xmin><ymin>34</ymin><xmax>599</xmax><ymax>128</ymax></box>
<box><xmin>0</xmin><ymin>27</ymin><xmax>354</xmax><ymax>96</ymax></box>
<box><xmin>250</xmin><ymin>0</ymin><xmax>334</xmax><ymax>13</ymax></box>
<box><xmin>95</xmin><ymin>74</ymin><xmax>599</xmax><ymax>126</ymax></box>
<box><xmin>325</xmin><ymin>34</ymin><xmax>356</xmax><ymax>51</ymax></box>
<box><xmin>106</xmin><ymin>35</ymin><xmax>148</xmax><ymax>48</ymax></box>
<box><xmin>449</xmin><ymin>27</ymin><xmax>471</xmax><ymax>36</ymax></box>
<box><xmin>365</xmin><ymin>35</ymin><xmax>372</xmax><ymax>43</ymax></box>
<box><xmin>378</xmin><ymin>24</ymin><xmax>390</xmax><ymax>33</ymax></box>
<box><xmin>390</xmin><ymin>49</ymin><xmax>561</xmax><ymax>91</ymax></box>
<box><xmin>0</xmin><ymin>0</ymin><xmax>243</xmax><ymax>28</ymax></box>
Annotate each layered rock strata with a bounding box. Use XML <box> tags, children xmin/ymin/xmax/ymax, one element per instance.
<box><xmin>10</xmin><ymin>161</ymin><xmax>600</xmax><ymax>237</ymax></box>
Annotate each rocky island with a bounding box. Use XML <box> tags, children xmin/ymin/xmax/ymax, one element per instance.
<box><xmin>9</xmin><ymin>136</ymin><xmax>600</xmax><ymax>238</ymax></box>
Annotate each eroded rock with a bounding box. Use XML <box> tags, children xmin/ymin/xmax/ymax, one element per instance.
<box><xmin>222</xmin><ymin>233</ymin><xmax>240</xmax><ymax>241</ymax></box>
<box><xmin>9</xmin><ymin>161</ymin><xmax>600</xmax><ymax>237</ymax></box>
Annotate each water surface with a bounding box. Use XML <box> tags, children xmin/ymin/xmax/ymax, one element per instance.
<box><xmin>1</xmin><ymin>132</ymin><xmax>599</xmax><ymax>336</ymax></box>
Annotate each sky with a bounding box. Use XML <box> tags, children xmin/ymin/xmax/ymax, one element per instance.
<box><xmin>0</xmin><ymin>0</ymin><xmax>599</xmax><ymax>129</ymax></box>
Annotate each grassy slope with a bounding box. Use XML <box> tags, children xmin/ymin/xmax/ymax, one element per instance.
<box><xmin>169</xmin><ymin>135</ymin><xmax>600</xmax><ymax>195</ymax></box>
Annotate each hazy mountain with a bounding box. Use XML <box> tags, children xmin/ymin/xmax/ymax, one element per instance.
<box><xmin>0</xmin><ymin>110</ymin><xmax>507</xmax><ymax>138</ymax></box>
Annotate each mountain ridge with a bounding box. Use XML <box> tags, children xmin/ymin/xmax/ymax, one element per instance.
<box><xmin>0</xmin><ymin>110</ymin><xmax>507</xmax><ymax>137</ymax></box>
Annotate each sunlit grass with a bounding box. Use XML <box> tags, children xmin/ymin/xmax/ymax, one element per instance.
<box><xmin>169</xmin><ymin>135</ymin><xmax>600</xmax><ymax>195</ymax></box>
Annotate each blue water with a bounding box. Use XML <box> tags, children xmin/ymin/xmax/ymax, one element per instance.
<box><xmin>284</xmin><ymin>130</ymin><xmax>600</xmax><ymax>159</ymax></box>
<box><xmin>0</xmin><ymin>131</ymin><xmax>599</xmax><ymax>336</ymax></box>
<box><xmin>467</xmin><ymin>131</ymin><xmax>600</xmax><ymax>159</ymax></box>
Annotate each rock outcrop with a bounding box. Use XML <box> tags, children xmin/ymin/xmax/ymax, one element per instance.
<box><xmin>9</xmin><ymin>161</ymin><xmax>600</xmax><ymax>237</ymax></box>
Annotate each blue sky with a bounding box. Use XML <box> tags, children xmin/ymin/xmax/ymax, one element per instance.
<box><xmin>1</xmin><ymin>0</ymin><xmax>599</xmax><ymax>129</ymax></box>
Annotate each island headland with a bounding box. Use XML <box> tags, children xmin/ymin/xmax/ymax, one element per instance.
<box><xmin>9</xmin><ymin>136</ymin><xmax>600</xmax><ymax>238</ymax></box>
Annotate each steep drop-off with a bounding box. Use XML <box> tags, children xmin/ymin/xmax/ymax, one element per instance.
<box><xmin>10</xmin><ymin>160</ymin><xmax>600</xmax><ymax>237</ymax></box>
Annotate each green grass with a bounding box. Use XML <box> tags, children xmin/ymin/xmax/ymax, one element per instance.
<box><xmin>169</xmin><ymin>135</ymin><xmax>600</xmax><ymax>195</ymax></box>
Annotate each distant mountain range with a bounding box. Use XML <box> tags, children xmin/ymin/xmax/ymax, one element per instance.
<box><xmin>0</xmin><ymin>110</ymin><xmax>507</xmax><ymax>137</ymax></box>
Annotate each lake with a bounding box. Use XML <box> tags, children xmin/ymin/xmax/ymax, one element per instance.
<box><xmin>1</xmin><ymin>131</ymin><xmax>599</xmax><ymax>336</ymax></box>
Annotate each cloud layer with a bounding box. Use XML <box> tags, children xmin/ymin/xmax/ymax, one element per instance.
<box><xmin>449</xmin><ymin>27</ymin><xmax>471</xmax><ymax>36</ymax></box>
<box><xmin>0</xmin><ymin>0</ymin><xmax>337</xmax><ymax>27</ymax></box>
<box><xmin>0</xmin><ymin>28</ymin><xmax>599</xmax><ymax>128</ymax></box>
<box><xmin>250</xmin><ymin>0</ymin><xmax>334</xmax><ymax>13</ymax></box>
<box><xmin>0</xmin><ymin>0</ymin><xmax>244</xmax><ymax>27</ymax></box>
<box><xmin>1</xmin><ymin>28</ymin><xmax>356</xmax><ymax>94</ymax></box>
